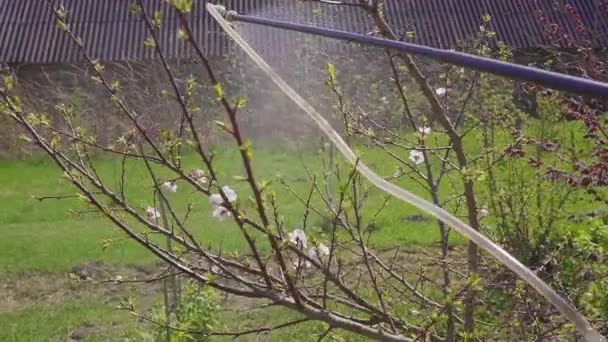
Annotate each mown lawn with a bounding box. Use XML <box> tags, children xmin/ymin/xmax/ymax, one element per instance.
<box><xmin>0</xmin><ymin>120</ymin><xmax>595</xmax><ymax>340</ymax></box>
<box><xmin>0</xmin><ymin>146</ymin><xmax>450</xmax><ymax>271</ymax></box>
<box><xmin>0</xmin><ymin>142</ymin><xmax>455</xmax><ymax>340</ymax></box>
<box><xmin>1</xmin><ymin>301</ymin><xmax>133</xmax><ymax>341</ymax></box>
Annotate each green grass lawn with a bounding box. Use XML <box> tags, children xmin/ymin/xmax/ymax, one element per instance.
<box><xmin>0</xmin><ymin>120</ymin><xmax>596</xmax><ymax>340</ymax></box>
<box><xmin>0</xmin><ymin>145</ymin><xmax>454</xmax><ymax>273</ymax></box>
<box><xmin>0</xmin><ymin>143</ymin><xmax>456</xmax><ymax>341</ymax></box>
<box><xmin>1</xmin><ymin>301</ymin><xmax>132</xmax><ymax>341</ymax></box>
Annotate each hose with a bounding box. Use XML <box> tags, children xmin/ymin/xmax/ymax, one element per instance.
<box><xmin>207</xmin><ymin>4</ymin><xmax>605</xmax><ymax>341</ymax></box>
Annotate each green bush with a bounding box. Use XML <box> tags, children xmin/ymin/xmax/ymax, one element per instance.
<box><xmin>151</xmin><ymin>280</ymin><xmax>219</xmax><ymax>342</ymax></box>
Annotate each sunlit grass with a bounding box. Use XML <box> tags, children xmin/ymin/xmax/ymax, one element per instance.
<box><xmin>0</xmin><ymin>120</ymin><xmax>598</xmax><ymax>339</ymax></box>
<box><xmin>0</xmin><ymin>143</ymin><xmax>455</xmax><ymax>273</ymax></box>
<box><xmin>0</xmin><ymin>300</ymin><xmax>135</xmax><ymax>341</ymax></box>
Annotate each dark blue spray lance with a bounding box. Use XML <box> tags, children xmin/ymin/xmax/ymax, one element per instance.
<box><xmin>223</xmin><ymin>11</ymin><xmax>608</xmax><ymax>98</ymax></box>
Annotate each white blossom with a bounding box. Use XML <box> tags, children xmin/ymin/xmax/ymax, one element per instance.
<box><xmin>190</xmin><ymin>169</ymin><xmax>205</xmax><ymax>179</ymax></box>
<box><xmin>308</xmin><ymin>243</ymin><xmax>330</xmax><ymax>261</ymax></box>
<box><xmin>479</xmin><ymin>208</ymin><xmax>489</xmax><ymax>218</ymax></box>
<box><xmin>307</xmin><ymin>247</ymin><xmax>317</xmax><ymax>259</ymax></box>
<box><xmin>292</xmin><ymin>258</ymin><xmax>311</xmax><ymax>269</ymax></box>
<box><xmin>212</xmin><ymin>206</ymin><xmax>232</xmax><ymax>221</ymax></box>
<box><xmin>221</xmin><ymin>186</ymin><xmax>237</xmax><ymax>203</ymax></box>
<box><xmin>162</xmin><ymin>181</ymin><xmax>177</xmax><ymax>193</ymax></box>
<box><xmin>435</xmin><ymin>87</ymin><xmax>448</xmax><ymax>96</ymax></box>
<box><xmin>209</xmin><ymin>186</ymin><xmax>237</xmax><ymax>221</ymax></box>
<box><xmin>146</xmin><ymin>206</ymin><xmax>160</xmax><ymax>220</ymax></box>
<box><xmin>208</xmin><ymin>194</ymin><xmax>223</xmax><ymax>208</ymax></box>
<box><xmin>288</xmin><ymin>229</ymin><xmax>308</xmax><ymax>249</ymax></box>
<box><xmin>418</xmin><ymin>126</ymin><xmax>431</xmax><ymax>135</ymax></box>
<box><xmin>409</xmin><ymin>150</ymin><xmax>425</xmax><ymax>165</ymax></box>
<box><xmin>318</xmin><ymin>243</ymin><xmax>330</xmax><ymax>257</ymax></box>
<box><xmin>190</xmin><ymin>169</ymin><xmax>208</xmax><ymax>184</ymax></box>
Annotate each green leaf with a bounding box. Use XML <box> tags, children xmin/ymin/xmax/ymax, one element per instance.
<box><xmin>144</xmin><ymin>35</ymin><xmax>156</xmax><ymax>47</ymax></box>
<box><xmin>177</xmin><ymin>29</ymin><xmax>188</xmax><ymax>40</ymax></box>
<box><xmin>77</xmin><ymin>194</ymin><xmax>91</xmax><ymax>203</ymax></box>
<box><xmin>326</xmin><ymin>63</ymin><xmax>336</xmax><ymax>84</ymax></box>
<box><xmin>110</xmin><ymin>80</ymin><xmax>120</xmax><ymax>91</ymax></box>
<box><xmin>50</xmin><ymin>134</ymin><xmax>61</xmax><ymax>149</ymax></box>
<box><xmin>259</xmin><ymin>180</ymin><xmax>272</xmax><ymax>192</ymax></box>
<box><xmin>469</xmin><ymin>273</ymin><xmax>481</xmax><ymax>289</ymax></box>
<box><xmin>101</xmin><ymin>239</ymin><xmax>113</xmax><ymax>251</ymax></box>
<box><xmin>127</xmin><ymin>3</ymin><xmax>140</xmax><ymax>15</ymax></box>
<box><xmin>56</xmin><ymin>20</ymin><xmax>68</xmax><ymax>31</ymax></box>
<box><xmin>213</xmin><ymin>83</ymin><xmax>224</xmax><ymax>100</ymax></box>
<box><xmin>18</xmin><ymin>134</ymin><xmax>32</xmax><ymax>143</ymax></box>
<box><xmin>240</xmin><ymin>139</ymin><xmax>253</xmax><ymax>158</ymax></box>
<box><xmin>152</xmin><ymin>9</ymin><xmax>162</xmax><ymax>27</ymax></box>
<box><xmin>91</xmin><ymin>59</ymin><xmax>104</xmax><ymax>73</ymax></box>
<box><xmin>25</xmin><ymin>113</ymin><xmax>40</xmax><ymax>126</ymax></box>
<box><xmin>3</xmin><ymin>75</ymin><xmax>14</xmax><ymax>90</ymax></box>
<box><xmin>234</xmin><ymin>96</ymin><xmax>247</xmax><ymax>109</ymax></box>
<box><xmin>39</xmin><ymin>114</ymin><xmax>50</xmax><ymax>126</ymax></box>
<box><xmin>169</xmin><ymin>0</ymin><xmax>193</xmax><ymax>12</ymax></box>
<box><xmin>56</xmin><ymin>4</ymin><xmax>68</xmax><ymax>20</ymax></box>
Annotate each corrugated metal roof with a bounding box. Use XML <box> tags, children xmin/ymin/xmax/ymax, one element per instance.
<box><xmin>384</xmin><ymin>0</ymin><xmax>608</xmax><ymax>49</ymax></box>
<box><xmin>242</xmin><ymin>0</ymin><xmax>608</xmax><ymax>57</ymax></box>
<box><xmin>0</xmin><ymin>0</ymin><xmax>231</xmax><ymax>64</ymax></box>
<box><xmin>1</xmin><ymin>0</ymin><xmax>607</xmax><ymax>65</ymax></box>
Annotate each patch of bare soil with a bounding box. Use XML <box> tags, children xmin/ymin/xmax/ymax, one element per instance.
<box><xmin>67</xmin><ymin>322</ymin><xmax>96</xmax><ymax>341</ymax></box>
<box><xmin>0</xmin><ymin>249</ymin><xmax>469</xmax><ymax>340</ymax></box>
<box><xmin>0</xmin><ymin>260</ymin><xmax>168</xmax><ymax>340</ymax></box>
<box><xmin>0</xmin><ymin>261</ymin><xmax>163</xmax><ymax>313</ymax></box>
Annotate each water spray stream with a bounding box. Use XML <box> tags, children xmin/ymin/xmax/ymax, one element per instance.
<box><xmin>207</xmin><ymin>4</ymin><xmax>605</xmax><ymax>341</ymax></box>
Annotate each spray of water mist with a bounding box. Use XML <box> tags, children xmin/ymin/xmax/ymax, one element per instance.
<box><xmin>208</xmin><ymin>4</ymin><xmax>605</xmax><ymax>341</ymax></box>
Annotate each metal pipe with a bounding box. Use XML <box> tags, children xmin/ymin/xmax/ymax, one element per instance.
<box><xmin>226</xmin><ymin>12</ymin><xmax>608</xmax><ymax>98</ymax></box>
